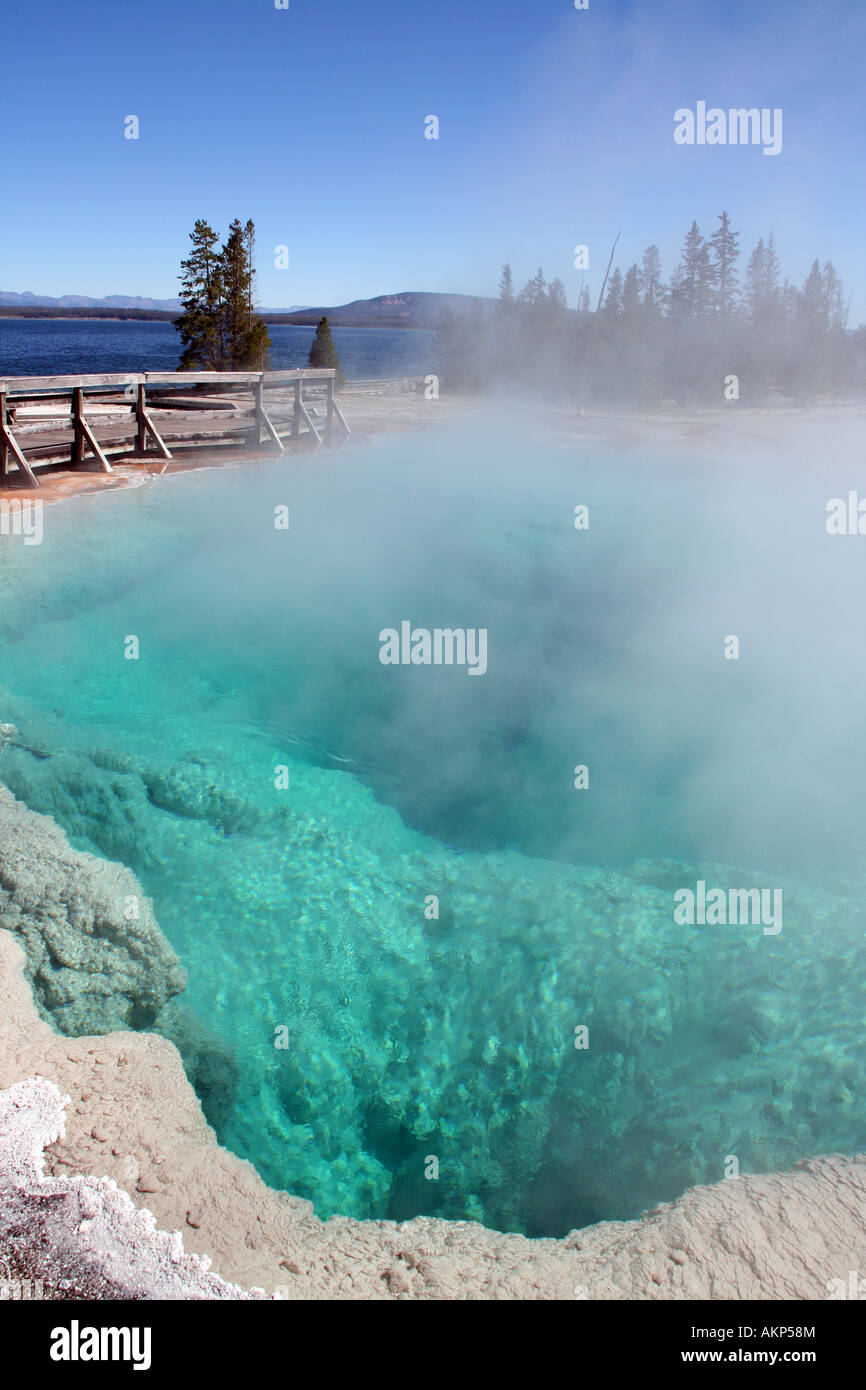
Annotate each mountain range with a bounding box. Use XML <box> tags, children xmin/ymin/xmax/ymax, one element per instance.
<box><xmin>0</xmin><ymin>290</ymin><xmax>493</xmax><ymax>327</ymax></box>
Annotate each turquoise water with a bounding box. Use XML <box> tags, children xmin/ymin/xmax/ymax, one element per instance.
<box><xmin>1</xmin><ymin>421</ymin><xmax>865</xmax><ymax>1234</ymax></box>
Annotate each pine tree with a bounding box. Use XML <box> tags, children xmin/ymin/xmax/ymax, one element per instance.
<box><xmin>498</xmin><ymin>264</ymin><xmax>515</xmax><ymax>305</ymax></box>
<box><xmin>673</xmin><ymin>221</ymin><xmax>715</xmax><ymax>320</ymax></box>
<box><xmin>765</xmin><ymin>233</ymin><xmax>781</xmax><ymax>303</ymax></box>
<box><xmin>221</xmin><ymin>219</ymin><xmax>253</xmax><ymax>367</ymax></box>
<box><xmin>822</xmin><ymin>262</ymin><xmax>847</xmax><ymax>331</ymax></box>
<box><xmin>174</xmin><ymin>216</ymin><xmax>270</xmax><ymax>370</ymax></box>
<box><xmin>744</xmin><ymin>238</ymin><xmax>767</xmax><ymax>326</ymax></box>
<box><xmin>640</xmin><ymin>245</ymin><xmax>664</xmax><ymax>316</ymax></box>
<box><xmin>798</xmin><ymin>259</ymin><xmax>827</xmax><ymax>334</ymax></box>
<box><xmin>308</xmin><ymin>316</ymin><xmax>346</xmax><ymax>387</ymax></box>
<box><xmin>175</xmin><ymin>219</ymin><xmax>223</xmax><ymax>369</ymax></box>
<box><xmin>547</xmin><ymin>277</ymin><xmax>568</xmax><ymax>312</ymax></box>
<box><xmin>602</xmin><ymin>267</ymin><xmax>623</xmax><ymax>320</ymax></box>
<box><xmin>709</xmin><ymin>212</ymin><xmax>740</xmax><ymax>318</ymax></box>
<box><xmin>518</xmin><ymin>267</ymin><xmax>547</xmax><ymax>309</ymax></box>
<box><xmin>242</xmin><ymin>218</ymin><xmax>270</xmax><ymax>368</ymax></box>
<box><xmin>622</xmin><ymin>265</ymin><xmax>642</xmax><ymax>322</ymax></box>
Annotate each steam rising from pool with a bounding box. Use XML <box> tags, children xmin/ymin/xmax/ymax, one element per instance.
<box><xmin>1</xmin><ymin>416</ymin><xmax>864</xmax><ymax>1233</ymax></box>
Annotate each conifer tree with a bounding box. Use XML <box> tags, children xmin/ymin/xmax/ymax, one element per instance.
<box><xmin>547</xmin><ymin>278</ymin><xmax>568</xmax><ymax>312</ymax></box>
<box><xmin>308</xmin><ymin>316</ymin><xmax>346</xmax><ymax>387</ymax></box>
<box><xmin>518</xmin><ymin>267</ymin><xmax>547</xmax><ymax>309</ymax></box>
<box><xmin>621</xmin><ymin>265</ymin><xmax>642</xmax><ymax>322</ymax></box>
<box><xmin>672</xmin><ymin>221</ymin><xmax>715</xmax><ymax>319</ymax></box>
<box><xmin>175</xmin><ymin>216</ymin><xmax>270</xmax><ymax>371</ymax></box>
<box><xmin>603</xmin><ymin>267</ymin><xmax>624</xmax><ymax>320</ymax></box>
<box><xmin>640</xmin><ymin>245</ymin><xmax>664</xmax><ymax>316</ymax></box>
<box><xmin>709</xmin><ymin>211</ymin><xmax>740</xmax><ymax>318</ymax></box>
<box><xmin>175</xmin><ymin>219</ymin><xmax>223</xmax><ymax>369</ymax></box>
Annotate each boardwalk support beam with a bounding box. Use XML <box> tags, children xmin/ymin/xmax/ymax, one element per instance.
<box><xmin>0</xmin><ymin>390</ymin><xmax>40</xmax><ymax>487</ymax></box>
<box><xmin>253</xmin><ymin>381</ymin><xmax>284</xmax><ymax>453</ymax></box>
<box><xmin>136</xmin><ymin>385</ymin><xmax>172</xmax><ymax>461</ymax></box>
<box><xmin>72</xmin><ymin>388</ymin><xmax>112</xmax><ymax>472</ymax></box>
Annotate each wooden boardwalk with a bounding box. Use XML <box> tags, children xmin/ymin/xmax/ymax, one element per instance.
<box><xmin>0</xmin><ymin>369</ymin><xmax>351</xmax><ymax>488</ymax></box>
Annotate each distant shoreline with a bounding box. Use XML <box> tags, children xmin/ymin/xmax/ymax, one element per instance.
<box><xmin>0</xmin><ymin>312</ymin><xmax>434</xmax><ymax>330</ymax></box>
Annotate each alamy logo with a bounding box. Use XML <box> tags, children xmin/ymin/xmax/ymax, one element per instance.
<box><xmin>50</xmin><ymin>1321</ymin><xmax>152</xmax><ymax>1371</ymax></box>
<box><xmin>379</xmin><ymin>621</ymin><xmax>488</xmax><ymax>675</ymax></box>
<box><xmin>0</xmin><ymin>1256</ymin><xmax>43</xmax><ymax>1300</ymax></box>
<box><xmin>674</xmin><ymin>103</ymin><xmax>782</xmax><ymax>156</ymax></box>
<box><xmin>826</xmin><ymin>493</ymin><xmax>866</xmax><ymax>534</ymax></box>
<box><xmin>0</xmin><ymin>499</ymin><xmax>43</xmax><ymax>545</ymax></box>
<box><xmin>826</xmin><ymin>1271</ymin><xmax>866</xmax><ymax>1300</ymax></box>
<box><xmin>674</xmin><ymin>881</ymin><xmax>782</xmax><ymax>936</ymax></box>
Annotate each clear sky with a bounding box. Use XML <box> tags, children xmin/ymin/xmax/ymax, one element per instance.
<box><xmin>2</xmin><ymin>0</ymin><xmax>864</xmax><ymax>320</ymax></box>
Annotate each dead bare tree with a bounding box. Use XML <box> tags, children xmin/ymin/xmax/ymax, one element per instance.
<box><xmin>595</xmin><ymin>231</ymin><xmax>622</xmax><ymax>313</ymax></box>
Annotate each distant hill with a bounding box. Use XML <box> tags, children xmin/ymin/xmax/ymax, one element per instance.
<box><xmin>268</xmin><ymin>292</ymin><xmax>495</xmax><ymax>329</ymax></box>
<box><xmin>0</xmin><ymin>290</ymin><xmax>491</xmax><ymax>327</ymax></box>
<box><xmin>0</xmin><ymin>291</ymin><xmax>183</xmax><ymax>311</ymax></box>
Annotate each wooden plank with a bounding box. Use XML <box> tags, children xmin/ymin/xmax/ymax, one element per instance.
<box><xmin>0</xmin><ymin>370</ymin><xmax>303</xmax><ymax>396</ymax></box>
<box><xmin>0</xmin><ymin>373</ymin><xmax>145</xmax><ymax>393</ymax></box>
<box><xmin>0</xmin><ymin>392</ymin><xmax>6</xmax><ymax>478</ymax></box>
<box><xmin>13</xmin><ymin>403</ymin><xmax>133</xmax><ymax>419</ymax></box>
<box><xmin>263</xmin><ymin>369</ymin><xmax>336</xmax><ymax>384</ymax></box>
<box><xmin>144</xmin><ymin>371</ymin><xmax>262</xmax><ymax>385</ymax></box>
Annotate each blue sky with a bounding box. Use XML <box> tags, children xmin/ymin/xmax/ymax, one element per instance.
<box><xmin>2</xmin><ymin>0</ymin><xmax>864</xmax><ymax>320</ymax></box>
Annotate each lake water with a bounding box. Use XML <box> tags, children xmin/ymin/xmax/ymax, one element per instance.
<box><xmin>0</xmin><ymin>318</ymin><xmax>435</xmax><ymax>379</ymax></box>
<box><xmin>0</xmin><ymin>421</ymin><xmax>864</xmax><ymax>1235</ymax></box>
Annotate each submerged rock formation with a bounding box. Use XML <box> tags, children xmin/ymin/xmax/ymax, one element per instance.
<box><xmin>1</xmin><ymin>782</ymin><xmax>864</xmax><ymax>1299</ymax></box>
<box><xmin>0</xmin><ymin>785</ymin><xmax>185</xmax><ymax>1034</ymax></box>
<box><xmin>1</xmin><ymin>930</ymin><xmax>865</xmax><ymax>1300</ymax></box>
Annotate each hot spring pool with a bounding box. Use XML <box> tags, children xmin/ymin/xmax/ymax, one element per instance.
<box><xmin>1</xmin><ymin>419</ymin><xmax>864</xmax><ymax>1235</ymax></box>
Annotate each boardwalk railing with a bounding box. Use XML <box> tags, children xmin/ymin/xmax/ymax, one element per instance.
<box><xmin>0</xmin><ymin>369</ymin><xmax>349</xmax><ymax>488</ymax></box>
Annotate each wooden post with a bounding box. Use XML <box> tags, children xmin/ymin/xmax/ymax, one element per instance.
<box><xmin>326</xmin><ymin>376</ymin><xmax>335</xmax><ymax>437</ymax></box>
<box><xmin>294</xmin><ymin>380</ymin><xmax>322</xmax><ymax>445</ymax></box>
<box><xmin>72</xmin><ymin>387</ymin><xmax>111</xmax><ymax>472</ymax></box>
<box><xmin>0</xmin><ymin>392</ymin><xmax>7</xmax><ymax>480</ymax></box>
<box><xmin>253</xmin><ymin>379</ymin><xmax>264</xmax><ymax>447</ymax></box>
<box><xmin>72</xmin><ymin>387</ymin><xmax>85</xmax><ymax>465</ymax></box>
<box><xmin>137</xmin><ymin>384</ymin><xmax>147</xmax><ymax>454</ymax></box>
<box><xmin>134</xmin><ymin>387</ymin><xmax>172</xmax><ymax>461</ymax></box>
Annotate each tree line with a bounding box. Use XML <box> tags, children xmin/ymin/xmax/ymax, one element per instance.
<box><xmin>434</xmin><ymin>213</ymin><xmax>866</xmax><ymax>405</ymax></box>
